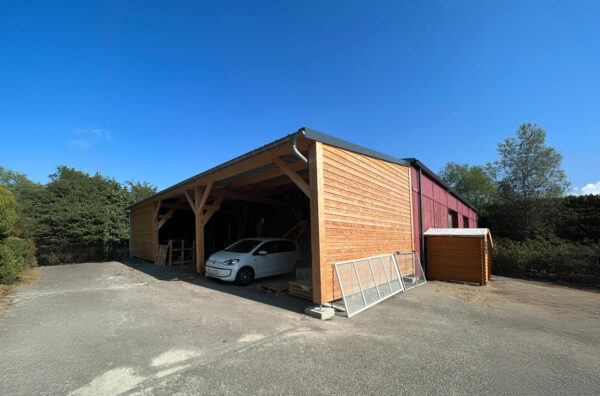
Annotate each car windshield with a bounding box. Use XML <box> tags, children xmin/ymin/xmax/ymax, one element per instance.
<box><xmin>224</xmin><ymin>239</ymin><xmax>262</xmax><ymax>253</ymax></box>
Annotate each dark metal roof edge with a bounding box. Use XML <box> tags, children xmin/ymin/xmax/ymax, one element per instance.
<box><xmin>126</xmin><ymin>127</ymin><xmax>415</xmax><ymax>210</ymax></box>
<box><xmin>125</xmin><ymin>130</ymin><xmax>305</xmax><ymax>210</ymax></box>
<box><xmin>301</xmin><ymin>127</ymin><xmax>410</xmax><ymax>167</ymax></box>
<box><xmin>404</xmin><ymin>158</ymin><xmax>479</xmax><ymax>214</ymax></box>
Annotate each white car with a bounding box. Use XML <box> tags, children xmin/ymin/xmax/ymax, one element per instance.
<box><xmin>205</xmin><ymin>238</ymin><xmax>302</xmax><ymax>286</ymax></box>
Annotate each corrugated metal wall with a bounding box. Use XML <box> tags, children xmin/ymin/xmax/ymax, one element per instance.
<box><xmin>411</xmin><ymin>167</ymin><xmax>477</xmax><ymax>260</ymax></box>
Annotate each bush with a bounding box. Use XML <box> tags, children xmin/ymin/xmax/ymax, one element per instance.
<box><xmin>493</xmin><ymin>237</ymin><xmax>600</xmax><ymax>286</ymax></box>
<box><xmin>0</xmin><ymin>185</ymin><xmax>18</xmax><ymax>238</ymax></box>
<box><xmin>0</xmin><ymin>237</ymin><xmax>37</xmax><ymax>284</ymax></box>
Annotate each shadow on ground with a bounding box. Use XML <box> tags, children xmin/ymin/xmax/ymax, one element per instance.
<box><xmin>119</xmin><ymin>258</ymin><xmax>312</xmax><ymax>314</ymax></box>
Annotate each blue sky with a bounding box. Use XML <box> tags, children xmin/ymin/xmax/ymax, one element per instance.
<box><xmin>1</xmin><ymin>1</ymin><xmax>599</xmax><ymax>194</ymax></box>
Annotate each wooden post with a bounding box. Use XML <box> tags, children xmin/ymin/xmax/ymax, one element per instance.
<box><xmin>194</xmin><ymin>182</ymin><xmax>213</xmax><ymax>274</ymax></box>
<box><xmin>309</xmin><ymin>142</ymin><xmax>326</xmax><ymax>304</ymax></box>
<box><xmin>152</xmin><ymin>199</ymin><xmax>162</xmax><ymax>259</ymax></box>
<box><xmin>195</xmin><ymin>213</ymin><xmax>204</xmax><ymax>273</ymax></box>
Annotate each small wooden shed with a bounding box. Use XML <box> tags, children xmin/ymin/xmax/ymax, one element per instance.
<box><xmin>424</xmin><ymin>228</ymin><xmax>492</xmax><ymax>285</ymax></box>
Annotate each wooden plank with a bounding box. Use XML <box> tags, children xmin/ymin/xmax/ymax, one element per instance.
<box><xmin>273</xmin><ymin>157</ymin><xmax>311</xmax><ymax>197</ymax></box>
<box><xmin>130</xmin><ymin>203</ymin><xmax>154</xmax><ymax>261</ymax></box>
<box><xmin>309</xmin><ymin>141</ymin><xmax>326</xmax><ymax>304</ymax></box>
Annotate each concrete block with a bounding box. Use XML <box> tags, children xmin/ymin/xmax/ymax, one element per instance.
<box><xmin>304</xmin><ymin>306</ymin><xmax>335</xmax><ymax>320</ymax></box>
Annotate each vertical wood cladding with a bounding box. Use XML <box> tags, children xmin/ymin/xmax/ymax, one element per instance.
<box><xmin>320</xmin><ymin>144</ymin><xmax>414</xmax><ymax>302</ymax></box>
<box><xmin>130</xmin><ymin>203</ymin><xmax>154</xmax><ymax>261</ymax></box>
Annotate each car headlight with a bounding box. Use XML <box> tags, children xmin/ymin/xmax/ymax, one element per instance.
<box><xmin>224</xmin><ymin>259</ymin><xmax>240</xmax><ymax>266</ymax></box>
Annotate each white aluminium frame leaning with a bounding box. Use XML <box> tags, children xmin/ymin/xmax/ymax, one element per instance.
<box><xmin>333</xmin><ymin>253</ymin><xmax>406</xmax><ymax>318</ymax></box>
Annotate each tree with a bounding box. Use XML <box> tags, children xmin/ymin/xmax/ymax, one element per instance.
<box><xmin>32</xmin><ymin>166</ymin><xmax>133</xmax><ymax>264</ymax></box>
<box><xmin>0</xmin><ymin>185</ymin><xmax>17</xmax><ymax>238</ymax></box>
<box><xmin>125</xmin><ymin>180</ymin><xmax>157</xmax><ymax>203</ymax></box>
<box><xmin>489</xmin><ymin>123</ymin><xmax>569</xmax><ymax>239</ymax></box>
<box><xmin>0</xmin><ymin>167</ymin><xmax>43</xmax><ymax>238</ymax></box>
<box><xmin>439</xmin><ymin>162</ymin><xmax>496</xmax><ymax>211</ymax></box>
<box><xmin>492</xmin><ymin>123</ymin><xmax>569</xmax><ymax>200</ymax></box>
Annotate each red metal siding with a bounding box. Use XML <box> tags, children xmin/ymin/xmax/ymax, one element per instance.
<box><xmin>412</xmin><ymin>168</ymin><xmax>478</xmax><ymax>260</ymax></box>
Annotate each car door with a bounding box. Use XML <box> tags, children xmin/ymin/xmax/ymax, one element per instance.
<box><xmin>277</xmin><ymin>240</ymin><xmax>298</xmax><ymax>273</ymax></box>
<box><xmin>252</xmin><ymin>241</ymin><xmax>280</xmax><ymax>277</ymax></box>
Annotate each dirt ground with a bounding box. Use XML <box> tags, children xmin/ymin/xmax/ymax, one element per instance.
<box><xmin>0</xmin><ymin>260</ymin><xmax>598</xmax><ymax>395</ymax></box>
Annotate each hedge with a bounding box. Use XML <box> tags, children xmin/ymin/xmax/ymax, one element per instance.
<box><xmin>0</xmin><ymin>237</ymin><xmax>37</xmax><ymax>284</ymax></box>
<box><xmin>493</xmin><ymin>237</ymin><xmax>600</xmax><ymax>286</ymax></box>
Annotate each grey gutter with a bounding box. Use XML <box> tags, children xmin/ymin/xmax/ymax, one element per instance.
<box><xmin>403</xmin><ymin>158</ymin><xmax>479</xmax><ymax>214</ymax></box>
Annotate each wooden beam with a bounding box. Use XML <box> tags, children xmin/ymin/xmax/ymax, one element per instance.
<box><xmin>228</xmin><ymin>161</ymin><xmax>307</xmax><ymax>189</ymax></box>
<box><xmin>152</xmin><ymin>199</ymin><xmax>162</xmax><ymax>259</ymax></box>
<box><xmin>309</xmin><ymin>142</ymin><xmax>326</xmax><ymax>304</ymax></box>
<box><xmin>273</xmin><ymin>157</ymin><xmax>311</xmax><ymax>197</ymax></box>
<box><xmin>211</xmin><ymin>189</ymin><xmax>291</xmax><ymax>207</ymax></box>
<box><xmin>194</xmin><ymin>182</ymin><xmax>213</xmax><ymax>275</ymax></box>
<box><xmin>184</xmin><ymin>191</ymin><xmax>197</xmax><ymax>215</ymax></box>
<box><xmin>197</xmin><ymin>180</ymin><xmax>213</xmax><ymax>212</ymax></box>
<box><xmin>195</xmin><ymin>211</ymin><xmax>204</xmax><ymax>274</ymax></box>
<box><xmin>153</xmin><ymin>199</ymin><xmax>163</xmax><ymax>222</ymax></box>
<box><xmin>158</xmin><ymin>207</ymin><xmax>176</xmax><ymax>230</ymax></box>
<box><xmin>161</xmin><ymin>201</ymin><xmax>195</xmax><ymax>211</ymax></box>
<box><xmin>251</xmin><ymin>172</ymin><xmax>308</xmax><ymax>191</ymax></box>
<box><xmin>203</xmin><ymin>196</ymin><xmax>224</xmax><ymax>226</ymax></box>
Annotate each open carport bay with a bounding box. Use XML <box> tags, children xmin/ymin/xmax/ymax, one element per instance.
<box><xmin>1</xmin><ymin>260</ymin><xmax>599</xmax><ymax>395</ymax></box>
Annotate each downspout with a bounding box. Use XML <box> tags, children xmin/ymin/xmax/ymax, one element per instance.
<box><xmin>418</xmin><ymin>166</ymin><xmax>425</xmax><ymax>270</ymax></box>
<box><xmin>290</xmin><ymin>133</ymin><xmax>308</xmax><ymax>164</ymax></box>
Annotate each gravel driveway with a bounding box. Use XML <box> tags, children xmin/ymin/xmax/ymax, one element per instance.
<box><xmin>1</xmin><ymin>260</ymin><xmax>598</xmax><ymax>395</ymax></box>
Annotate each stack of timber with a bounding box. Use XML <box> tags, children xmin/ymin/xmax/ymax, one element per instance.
<box><xmin>288</xmin><ymin>279</ymin><xmax>313</xmax><ymax>301</ymax></box>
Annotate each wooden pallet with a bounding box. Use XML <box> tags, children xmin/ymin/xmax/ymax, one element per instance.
<box><xmin>260</xmin><ymin>280</ymin><xmax>289</xmax><ymax>294</ymax></box>
<box><xmin>289</xmin><ymin>279</ymin><xmax>313</xmax><ymax>301</ymax></box>
<box><xmin>155</xmin><ymin>244</ymin><xmax>169</xmax><ymax>266</ymax></box>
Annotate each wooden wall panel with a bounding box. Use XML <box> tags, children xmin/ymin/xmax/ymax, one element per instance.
<box><xmin>130</xmin><ymin>203</ymin><xmax>154</xmax><ymax>261</ymax></box>
<box><xmin>426</xmin><ymin>236</ymin><xmax>485</xmax><ymax>285</ymax></box>
<box><xmin>319</xmin><ymin>144</ymin><xmax>413</xmax><ymax>302</ymax></box>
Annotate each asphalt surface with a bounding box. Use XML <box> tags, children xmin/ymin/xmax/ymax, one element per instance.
<box><xmin>1</xmin><ymin>260</ymin><xmax>598</xmax><ymax>395</ymax></box>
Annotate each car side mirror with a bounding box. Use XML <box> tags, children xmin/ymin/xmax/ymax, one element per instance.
<box><xmin>258</xmin><ymin>250</ymin><xmax>267</xmax><ymax>256</ymax></box>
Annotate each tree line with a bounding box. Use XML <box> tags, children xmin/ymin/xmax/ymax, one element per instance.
<box><xmin>0</xmin><ymin>166</ymin><xmax>156</xmax><ymax>283</ymax></box>
<box><xmin>439</xmin><ymin>123</ymin><xmax>599</xmax><ymax>286</ymax></box>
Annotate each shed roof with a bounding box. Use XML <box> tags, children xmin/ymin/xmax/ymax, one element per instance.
<box><xmin>424</xmin><ymin>228</ymin><xmax>493</xmax><ymax>246</ymax></box>
<box><xmin>126</xmin><ymin>127</ymin><xmax>475</xmax><ymax>211</ymax></box>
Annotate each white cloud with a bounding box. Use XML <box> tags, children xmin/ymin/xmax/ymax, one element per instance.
<box><xmin>69</xmin><ymin>139</ymin><xmax>92</xmax><ymax>149</ymax></box>
<box><xmin>68</xmin><ymin>128</ymin><xmax>111</xmax><ymax>149</ymax></box>
<box><xmin>570</xmin><ymin>181</ymin><xmax>600</xmax><ymax>195</ymax></box>
<box><xmin>580</xmin><ymin>181</ymin><xmax>600</xmax><ymax>195</ymax></box>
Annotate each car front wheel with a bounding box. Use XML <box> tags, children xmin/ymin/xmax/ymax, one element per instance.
<box><xmin>236</xmin><ymin>267</ymin><xmax>254</xmax><ymax>286</ymax></box>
